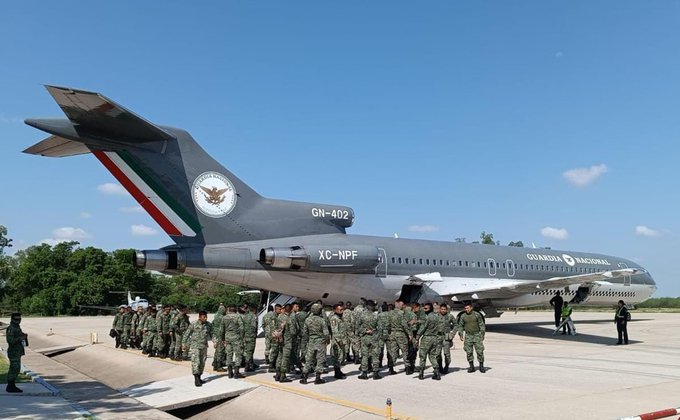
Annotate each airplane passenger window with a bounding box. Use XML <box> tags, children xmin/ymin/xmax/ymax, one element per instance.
<box><xmin>477</xmin><ymin>262</ymin><xmax>481</xmax><ymax>268</ymax></box>
<box><xmin>446</xmin><ymin>260</ymin><xmax>450</xmax><ymax>266</ymax></box>
<box><xmin>426</xmin><ymin>259</ymin><xmax>430</xmax><ymax>265</ymax></box>
<box><xmin>502</xmin><ymin>263</ymin><xmax>506</xmax><ymax>269</ymax></box>
<box><xmin>432</xmin><ymin>259</ymin><xmax>436</xmax><ymax>266</ymax></box>
<box><xmin>459</xmin><ymin>260</ymin><xmax>463</xmax><ymax>266</ymax></box>
<box><xmin>391</xmin><ymin>257</ymin><xmax>396</xmax><ymax>264</ymax></box>
<box><xmin>420</xmin><ymin>258</ymin><xmax>423</xmax><ymax>265</ymax></box>
<box><xmin>440</xmin><ymin>259</ymin><xmax>443</xmax><ymax>265</ymax></box>
<box><xmin>465</xmin><ymin>261</ymin><xmax>469</xmax><ymax>267</ymax></box>
<box><xmin>398</xmin><ymin>257</ymin><xmax>402</xmax><ymax>264</ymax></box>
<box><xmin>484</xmin><ymin>262</ymin><xmax>487</xmax><ymax>268</ymax></box>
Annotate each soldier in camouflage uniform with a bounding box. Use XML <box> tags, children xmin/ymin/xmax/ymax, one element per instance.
<box><xmin>241</xmin><ymin>304</ymin><xmax>258</xmax><ymax>372</ymax></box>
<box><xmin>139</xmin><ymin>307</ymin><xmax>151</xmax><ymax>353</ymax></box>
<box><xmin>5</xmin><ymin>313</ymin><xmax>27</xmax><ymax>393</ymax></box>
<box><xmin>343</xmin><ymin>302</ymin><xmax>358</xmax><ymax>364</ymax></box>
<box><xmin>409</xmin><ymin>302</ymin><xmax>426</xmax><ymax>370</ymax></box>
<box><xmin>222</xmin><ymin>306</ymin><xmax>245</xmax><ymax>378</ymax></box>
<box><xmin>131</xmin><ymin>306</ymin><xmax>143</xmax><ymax>349</ymax></box>
<box><xmin>291</xmin><ymin>302</ymin><xmax>304</xmax><ymax>372</ymax></box>
<box><xmin>112</xmin><ymin>306</ymin><xmax>125</xmax><ymax>348</ymax></box>
<box><xmin>182</xmin><ymin>310</ymin><xmax>213</xmax><ymax>387</ymax></box>
<box><xmin>457</xmin><ymin>302</ymin><xmax>486</xmax><ymax>373</ymax></box>
<box><xmin>378</xmin><ymin>304</ymin><xmax>391</xmax><ymax>368</ymax></box>
<box><xmin>438</xmin><ymin>303</ymin><xmax>457</xmax><ymax>374</ymax></box>
<box><xmin>171</xmin><ymin>305</ymin><xmax>190</xmax><ymax>360</ymax></box>
<box><xmin>387</xmin><ymin>300</ymin><xmax>413</xmax><ymax>375</ymax></box>
<box><xmin>416</xmin><ymin>302</ymin><xmax>444</xmax><ymax>380</ymax></box>
<box><xmin>264</xmin><ymin>304</ymin><xmax>282</xmax><ymax>367</ymax></box>
<box><xmin>275</xmin><ymin>304</ymin><xmax>296</xmax><ymax>382</ymax></box>
<box><xmin>121</xmin><ymin>306</ymin><xmax>133</xmax><ymax>349</ymax></box>
<box><xmin>211</xmin><ymin>304</ymin><xmax>226</xmax><ymax>371</ymax></box>
<box><xmin>328</xmin><ymin>303</ymin><xmax>348</xmax><ymax>379</ymax></box>
<box><xmin>155</xmin><ymin>305</ymin><xmax>172</xmax><ymax>358</ymax></box>
<box><xmin>144</xmin><ymin>307</ymin><xmax>158</xmax><ymax>356</ymax></box>
<box><xmin>300</xmin><ymin>303</ymin><xmax>330</xmax><ymax>384</ymax></box>
<box><xmin>356</xmin><ymin>300</ymin><xmax>382</xmax><ymax>380</ymax></box>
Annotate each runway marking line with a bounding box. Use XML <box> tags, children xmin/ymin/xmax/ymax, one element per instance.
<box><xmin>244</xmin><ymin>376</ymin><xmax>418</xmax><ymax>420</ymax></box>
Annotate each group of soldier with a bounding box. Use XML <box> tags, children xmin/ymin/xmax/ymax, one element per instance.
<box><xmin>111</xmin><ymin>304</ymin><xmax>191</xmax><ymax>361</ymax></box>
<box><xmin>110</xmin><ymin>299</ymin><xmax>487</xmax><ymax>387</ymax></box>
<box><xmin>262</xmin><ymin>298</ymin><xmax>487</xmax><ymax>385</ymax></box>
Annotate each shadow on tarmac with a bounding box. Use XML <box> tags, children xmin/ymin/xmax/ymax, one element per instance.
<box><xmin>488</xmin><ymin>319</ymin><xmax>644</xmax><ymax>346</ymax></box>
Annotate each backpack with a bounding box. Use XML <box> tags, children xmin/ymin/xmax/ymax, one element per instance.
<box><xmin>626</xmin><ymin>311</ymin><xmax>631</xmax><ymax>322</ymax></box>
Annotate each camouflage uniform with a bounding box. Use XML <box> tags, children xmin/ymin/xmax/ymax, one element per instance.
<box><xmin>439</xmin><ymin>311</ymin><xmax>457</xmax><ymax>371</ymax></box>
<box><xmin>262</xmin><ymin>309</ymin><xmax>277</xmax><ymax>363</ymax></box>
<box><xmin>182</xmin><ymin>319</ymin><xmax>213</xmax><ymax>375</ymax></box>
<box><xmin>222</xmin><ymin>311</ymin><xmax>245</xmax><ymax>371</ymax></box>
<box><xmin>156</xmin><ymin>310</ymin><xmax>172</xmax><ymax>357</ymax></box>
<box><xmin>211</xmin><ymin>306</ymin><xmax>226</xmax><ymax>370</ymax></box>
<box><xmin>294</xmin><ymin>309</ymin><xmax>308</xmax><ymax>368</ymax></box>
<box><xmin>139</xmin><ymin>309</ymin><xmax>150</xmax><ymax>352</ymax></box>
<box><xmin>328</xmin><ymin>311</ymin><xmax>348</xmax><ymax>367</ymax></box>
<box><xmin>131</xmin><ymin>309</ymin><xmax>142</xmax><ymax>349</ymax></box>
<box><xmin>457</xmin><ymin>310</ymin><xmax>486</xmax><ymax>371</ymax></box>
<box><xmin>378</xmin><ymin>309</ymin><xmax>390</xmax><ymax>367</ymax></box>
<box><xmin>343</xmin><ymin>307</ymin><xmax>360</xmax><ymax>361</ymax></box>
<box><xmin>144</xmin><ymin>312</ymin><xmax>158</xmax><ymax>355</ymax></box>
<box><xmin>387</xmin><ymin>306</ymin><xmax>413</xmax><ymax>373</ymax></box>
<box><xmin>416</xmin><ymin>310</ymin><xmax>445</xmax><ymax>379</ymax></box>
<box><xmin>268</xmin><ymin>312</ymin><xmax>286</xmax><ymax>373</ymax></box>
<box><xmin>356</xmin><ymin>306</ymin><xmax>381</xmax><ymax>377</ymax></box>
<box><xmin>121</xmin><ymin>308</ymin><xmax>133</xmax><ymax>349</ymax></box>
<box><xmin>301</xmin><ymin>304</ymin><xmax>330</xmax><ymax>384</ymax></box>
<box><xmin>112</xmin><ymin>309</ymin><xmax>125</xmax><ymax>348</ymax></box>
<box><xmin>168</xmin><ymin>308</ymin><xmax>179</xmax><ymax>358</ymax></box>
<box><xmin>275</xmin><ymin>311</ymin><xmax>298</xmax><ymax>381</ymax></box>
<box><xmin>171</xmin><ymin>311</ymin><xmax>190</xmax><ymax>360</ymax></box>
<box><xmin>5</xmin><ymin>317</ymin><xmax>25</xmax><ymax>389</ymax></box>
<box><xmin>241</xmin><ymin>309</ymin><xmax>257</xmax><ymax>370</ymax></box>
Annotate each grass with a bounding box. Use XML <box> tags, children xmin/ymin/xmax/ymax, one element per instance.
<box><xmin>0</xmin><ymin>353</ymin><xmax>32</xmax><ymax>384</ymax></box>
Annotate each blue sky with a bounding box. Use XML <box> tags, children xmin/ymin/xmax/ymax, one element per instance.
<box><xmin>1</xmin><ymin>2</ymin><xmax>678</xmax><ymax>296</ymax></box>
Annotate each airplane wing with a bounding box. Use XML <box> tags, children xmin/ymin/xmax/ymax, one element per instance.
<box><xmin>439</xmin><ymin>268</ymin><xmax>643</xmax><ymax>301</ymax></box>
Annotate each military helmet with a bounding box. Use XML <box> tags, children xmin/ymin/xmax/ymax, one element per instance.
<box><xmin>311</xmin><ymin>303</ymin><xmax>323</xmax><ymax>315</ymax></box>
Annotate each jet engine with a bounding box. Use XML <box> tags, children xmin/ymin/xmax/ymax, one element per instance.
<box><xmin>259</xmin><ymin>245</ymin><xmax>381</xmax><ymax>272</ymax></box>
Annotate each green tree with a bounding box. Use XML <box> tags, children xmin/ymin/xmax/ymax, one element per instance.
<box><xmin>480</xmin><ymin>231</ymin><xmax>495</xmax><ymax>245</ymax></box>
<box><xmin>508</xmin><ymin>241</ymin><xmax>524</xmax><ymax>247</ymax></box>
<box><xmin>0</xmin><ymin>225</ymin><xmax>14</xmax><ymax>301</ymax></box>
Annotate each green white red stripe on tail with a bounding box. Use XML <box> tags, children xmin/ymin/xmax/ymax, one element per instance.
<box><xmin>93</xmin><ymin>150</ymin><xmax>199</xmax><ymax>237</ymax></box>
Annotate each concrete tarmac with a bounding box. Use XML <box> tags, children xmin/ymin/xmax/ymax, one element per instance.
<box><xmin>3</xmin><ymin>311</ymin><xmax>680</xmax><ymax>420</ymax></box>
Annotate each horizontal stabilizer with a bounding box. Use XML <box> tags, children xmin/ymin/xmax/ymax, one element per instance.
<box><xmin>44</xmin><ymin>85</ymin><xmax>174</xmax><ymax>143</ymax></box>
<box><xmin>23</xmin><ymin>135</ymin><xmax>90</xmax><ymax>157</ymax></box>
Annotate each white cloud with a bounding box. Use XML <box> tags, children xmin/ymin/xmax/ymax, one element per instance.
<box><xmin>53</xmin><ymin>227</ymin><xmax>91</xmax><ymax>240</ymax></box>
<box><xmin>0</xmin><ymin>113</ymin><xmax>21</xmax><ymax>124</ymax></box>
<box><xmin>635</xmin><ymin>225</ymin><xmax>661</xmax><ymax>237</ymax></box>
<box><xmin>555</xmin><ymin>51</ymin><xmax>564</xmax><ymax>58</ymax></box>
<box><xmin>97</xmin><ymin>183</ymin><xmax>128</xmax><ymax>196</ymax></box>
<box><xmin>131</xmin><ymin>224</ymin><xmax>158</xmax><ymax>236</ymax></box>
<box><xmin>80</xmin><ymin>212</ymin><xmax>93</xmax><ymax>219</ymax></box>
<box><xmin>120</xmin><ymin>206</ymin><xmax>145</xmax><ymax>214</ymax></box>
<box><xmin>541</xmin><ymin>226</ymin><xmax>569</xmax><ymax>240</ymax></box>
<box><xmin>562</xmin><ymin>164</ymin><xmax>608</xmax><ymax>187</ymax></box>
<box><xmin>407</xmin><ymin>225</ymin><xmax>440</xmax><ymax>233</ymax></box>
<box><xmin>40</xmin><ymin>226</ymin><xmax>91</xmax><ymax>246</ymax></box>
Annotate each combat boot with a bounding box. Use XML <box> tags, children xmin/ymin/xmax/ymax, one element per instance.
<box><xmin>358</xmin><ymin>371</ymin><xmax>369</xmax><ymax>380</ymax></box>
<box><xmin>334</xmin><ymin>366</ymin><xmax>347</xmax><ymax>379</ymax></box>
<box><xmin>387</xmin><ymin>358</ymin><xmax>396</xmax><ymax>375</ymax></box>
<box><xmin>213</xmin><ymin>366</ymin><xmax>226</xmax><ymax>372</ymax></box>
<box><xmin>432</xmin><ymin>371</ymin><xmax>441</xmax><ymax>381</ymax></box>
<box><xmin>268</xmin><ymin>366</ymin><xmax>277</xmax><ymax>373</ymax></box>
<box><xmin>443</xmin><ymin>362</ymin><xmax>450</xmax><ymax>374</ymax></box>
<box><xmin>279</xmin><ymin>371</ymin><xmax>292</xmax><ymax>383</ymax></box>
<box><xmin>300</xmin><ymin>372</ymin><xmax>308</xmax><ymax>384</ymax></box>
<box><xmin>245</xmin><ymin>363</ymin><xmax>254</xmax><ymax>372</ymax></box>
<box><xmin>479</xmin><ymin>363</ymin><xmax>486</xmax><ymax>373</ymax></box>
<box><xmin>6</xmin><ymin>381</ymin><xmax>22</xmax><ymax>393</ymax></box>
<box><xmin>372</xmin><ymin>371</ymin><xmax>382</xmax><ymax>380</ymax></box>
<box><xmin>405</xmin><ymin>366</ymin><xmax>413</xmax><ymax>375</ymax></box>
<box><xmin>234</xmin><ymin>367</ymin><xmax>245</xmax><ymax>379</ymax></box>
<box><xmin>418</xmin><ymin>370</ymin><xmax>424</xmax><ymax>380</ymax></box>
<box><xmin>193</xmin><ymin>374</ymin><xmax>202</xmax><ymax>387</ymax></box>
<box><xmin>227</xmin><ymin>365</ymin><xmax>234</xmax><ymax>379</ymax></box>
<box><xmin>314</xmin><ymin>372</ymin><xmax>326</xmax><ymax>384</ymax></box>
<box><xmin>467</xmin><ymin>362</ymin><xmax>475</xmax><ymax>373</ymax></box>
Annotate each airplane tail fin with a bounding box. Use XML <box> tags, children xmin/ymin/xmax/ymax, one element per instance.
<box><xmin>24</xmin><ymin>86</ymin><xmax>351</xmax><ymax>245</ymax></box>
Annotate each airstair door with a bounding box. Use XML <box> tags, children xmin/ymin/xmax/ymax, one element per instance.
<box><xmin>375</xmin><ymin>248</ymin><xmax>387</xmax><ymax>278</ymax></box>
<box><xmin>618</xmin><ymin>263</ymin><xmax>632</xmax><ymax>286</ymax></box>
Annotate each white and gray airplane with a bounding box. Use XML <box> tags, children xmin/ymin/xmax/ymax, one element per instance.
<box><xmin>24</xmin><ymin>86</ymin><xmax>656</xmax><ymax>316</ymax></box>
